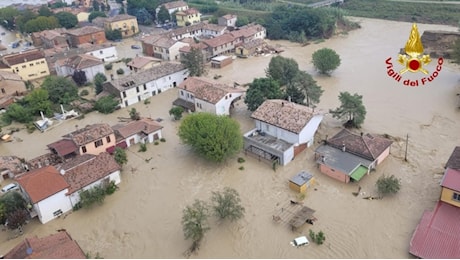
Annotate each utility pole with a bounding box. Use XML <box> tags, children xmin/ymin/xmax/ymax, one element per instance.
<box><xmin>404</xmin><ymin>134</ymin><xmax>409</xmax><ymax>162</ymax></box>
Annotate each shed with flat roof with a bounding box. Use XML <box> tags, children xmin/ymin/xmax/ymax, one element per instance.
<box><xmin>289</xmin><ymin>171</ymin><xmax>315</xmax><ymax>193</ymax></box>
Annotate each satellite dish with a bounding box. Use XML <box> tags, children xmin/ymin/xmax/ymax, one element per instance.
<box><xmin>26</xmin><ymin>247</ymin><xmax>32</xmax><ymax>255</ymax></box>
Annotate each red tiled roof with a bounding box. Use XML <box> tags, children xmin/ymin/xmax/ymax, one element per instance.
<box><xmin>203</xmin><ymin>33</ymin><xmax>235</xmax><ymax>48</ymax></box>
<box><xmin>47</xmin><ymin>139</ymin><xmax>78</xmax><ymax>157</ymax></box>
<box><xmin>16</xmin><ymin>165</ymin><xmax>69</xmax><ymax>204</ymax></box>
<box><xmin>164</xmin><ymin>0</ymin><xmax>188</xmax><ymax>10</ymax></box>
<box><xmin>63</xmin><ymin>123</ymin><xmax>113</xmax><ymax>146</ymax></box>
<box><xmin>326</xmin><ymin>129</ymin><xmax>393</xmax><ymax>161</ymax></box>
<box><xmin>178</xmin><ymin>77</ymin><xmax>243</xmax><ymax>104</ymax></box>
<box><xmin>441</xmin><ymin>168</ymin><xmax>460</xmax><ymax>191</ymax></box>
<box><xmin>112</xmin><ymin>118</ymin><xmax>163</xmax><ymax>139</ymax></box>
<box><xmin>251</xmin><ymin>99</ymin><xmax>322</xmax><ymax>134</ymax></box>
<box><xmin>446</xmin><ymin>146</ymin><xmax>460</xmax><ymax>170</ymax></box>
<box><xmin>62</xmin><ymin>152</ymin><xmax>120</xmax><ymax>194</ymax></box>
<box><xmin>409</xmin><ymin>201</ymin><xmax>460</xmax><ymax>259</ymax></box>
<box><xmin>4</xmin><ymin>231</ymin><xmax>86</xmax><ymax>259</ymax></box>
<box><xmin>2</xmin><ymin>49</ymin><xmax>45</xmax><ymax>66</ymax></box>
<box><xmin>58</xmin><ymin>54</ymin><xmax>103</xmax><ymax>70</ymax></box>
<box><xmin>66</xmin><ymin>26</ymin><xmax>104</xmax><ymax>36</ymax></box>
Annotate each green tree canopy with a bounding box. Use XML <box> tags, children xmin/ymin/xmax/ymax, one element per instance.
<box><xmin>376</xmin><ymin>175</ymin><xmax>401</xmax><ymax>197</ymax></box>
<box><xmin>0</xmin><ymin>7</ymin><xmax>20</xmax><ymax>30</ymax></box>
<box><xmin>89</xmin><ymin>11</ymin><xmax>107</xmax><ymax>22</ymax></box>
<box><xmin>169</xmin><ymin>106</ymin><xmax>184</xmax><ymax>120</ymax></box>
<box><xmin>157</xmin><ymin>5</ymin><xmax>170</xmax><ymax>24</ymax></box>
<box><xmin>72</xmin><ymin>70</ymin><xmax>87</xmax><ymax>86</ymax></box>
<box><xmin>15</xmin><ymin>9</ymin><xmax>38</xmax><ymax>32</ymax></box>
<box><xmin>178</xmin><ymin>113</ymin><xmax>243</xmax><ymax>162</ymax></box>
<box><xmin>244</xmin><ymin>78</ymin><xmax>283</xmax><ymax>111</ymax></box>
<box><xmin>312</xmin><ymin>48</ymin><xmax>341</xmax><ymax>75</ymax></box>
<box><xmin>284</xmin><ymin>84</ymin><xmax>305</xmax><ymax>105</ymax></box>
<box><xmin>92</xmin><ymin>0</ymin><xmax>100</xmax><ymax>11</ymax></box>
<box><xmin>56</xmin><ymin>11</ymin><xmax>78</xmax><ymax>29</ymax></box>
<box><xmin>105</xmin><ymin>29</ymin><xmax>122</xmax><ymax>40</ymax></box>
<box><xmin>94</xmin><ymin>95</ymin><xmax>119</xmax><ymax>114</ymax></box>
<box><xmin>114</xmin><ymin>147</ymin><xmax>128</xmax><ymax>165</ymax></box>
<box><xmin>329</xmin><ymin>92</ymin><xmax>367</xmax><ymax>128</ymax></box>
<box><xmin>182</xmin><ymin>199</ymin><xmax>210</xmax><ymax>251</ymax></box>
<box><xmin>292</xmin><ymin>71</ymin><xmax>323</xmax><ymax>107</ymax></box>
<box><xmin>266</xmin><ymin>56</ymin><xmax>299</xmax><ymax>87</ymax></box>
<box><xmin>94</xmin><ymin>72</ymin><xmax>107</xmax><ymax>94</ymax></box>
<box><xmin>211</xmin><ymin>187</ymin><xmax>245</xmax><ymax>221</ymax></box>
<box><xmin>0</xmin><ymin>191</ymin><xmax>27</xmax><ymax>224</ymax></box>
<box><xmin>24</xmin><ymin>88</ymin><xmax>52</xmax><ymax>116</ymax></box>
<box><xmin>181</xmin><ymin>47</ymin><xmax>206</xmax><ymax>77</ymax></box>
<box><xmin>24</xmin><ymin>16</ymin><xmax>60</xmax><ymax>33</ymax></box>
<box><xmin>38</xmin><ymin>5</ymin><xmax>53</xmax><ymax>16</ymax></box>
<box><xmin>41</xmin><ymin>76</ymin><xmax>79</xmax><ymax>104</ymax></box>
<box><xmin>2</xmin><ymin>103</ymin><xmax>33</xmax><ymax>124</ymax></box>
<box><xmin>451</xmin><ymin>38</ymin><xmax>460</xmax><ymax>64</ymax></box>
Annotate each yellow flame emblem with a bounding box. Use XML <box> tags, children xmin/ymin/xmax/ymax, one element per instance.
<box><xmin>398</xmin><ymin>23</ymin><xmax>431</xmax><ymax>74</ymax></box>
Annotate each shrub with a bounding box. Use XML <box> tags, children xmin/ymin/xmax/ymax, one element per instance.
<box><xmin>116</xmin><ymin>68</ymin><xmax>124</xmax><ymax>75</ymax></box>
<box><xmin>105</xmin><ymin>181</ymin><xmax>117</xmax><ymax>195</ymax></box>
<box><xmin>105</xmin><ymin>64</ymin><xmax>113</xmax><ymax>70</ymax></box>
<box><xmin>154</xmin><ymin>141</ymin><xmax>159</xmax><ymax>145</ymax></box>
<box><xmin>237</xmin><ymin>157</ymin><xmax>245</xmax><ymax>163</ymax></box>
<box><xmin>138</xmin><ymin>143</ymin><xmax>147</xmax><ymax>152</ymax></box>
<box><xmin>309</xmin><ymin>230</ymin><xmax>326</xmax><ymax>245</ymax></box>
<box><xmin>80</xmin><ymin>89</ymin><xmax>89</xmax><ymax>96</ymax></box>
<box><xmin>160</xmin><ymin>138</ymin><xmax>166</xmax><ymax>142</ymax></box>
<box><xmin>239</xmin><ymin>166</ymin><xmax>244</xmax><ymax>170</ymax></box>
<box><xmin>144</xmin><ymin>99</ymin><xmax>150</xmax><ymax>105</ymax></box>
<box><xmin>376</xmin><ymin>174</ymin><xmax>401</xmax><ymax>197</ymax></box>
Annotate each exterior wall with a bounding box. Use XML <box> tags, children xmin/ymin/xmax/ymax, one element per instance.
<box><xmin>79</xmin><ymin>133</ymin><xmax>116</xmax><ymax>155</ymax></box>
<box><xmin>142</xmin><ymin>43</ymin><xmax>154</xmax><ymax>57</ymax></box>
<box><xmin>0</xmin><ymin>80</ymin><xmax>26</xmax><ymax>97</ymax></box>
<box><xmin>298</xmin><ymin>114</ymin><xmax>323</xmax><ymax>147</ymax></box>
<box><xmin>440</xmin><ymin>187</ymin><xmax>460</xmax><ymax>208</ymax></box>
<box><xmin>69</xmin><ymin>32</ymin><xmax>106</xmax><ymax>47</ymax></box>
<box><xmin>176</xmin><ymin>12</ymin><xmax>201</xmax><ymax>27</ymax></box>
<box><xmin>86</xmin><ymin>46</ymin><xmax>118</xmax><ymax>62</ymax></box>
<box><xmin>147</xmin><ymin>130</ymin><xmax>162</xmax><ymax>143</ymax></box>
<box><xmin>120</xmin><ymin>69</ymin><xmax>188</xmax><ymax>108</ymax></box>
<box><xmin>243</xmin><ymin>129</ymin><xmax>294</xmax><ymax>166</ymax></box>
<box><xmin>195</xmin><ymin>99</ymin><xmax>214</xmax><ymax>114</ymax></box>
<box><xmin>319</xmin><ymin>164</ymin><xmax>350</xmax><ymax>183</ymax></box>
<box><xmin>107</xmin><ymin>18</ymin><xmax>139</xmax><ymax>38</ymax></box>
<box><xmin>169</xmin><ymin>42</ymin><xmax>189</xmax><ymax>61</ymax></box>
<box><xmin>69</xmin><ymin>170</ymin><xmax>121</xmax><ymax>206</ymax></box>
<box><xmin>34</xmin><ymin>189</ymin><xmax>72</xmax><ymax>224</ymax></box>
<box><xmin>213</xmin><ymin>92</ymin><xmax>242</xmax><ymax>115</ymax></box>
<box><xmin>77</xmin><ymin>12</ymin><xmax>90</xmax><ymax>22</ymax></box>
<box><xmin>7</xmin><ymin>58</ymin><xmax>50</xmax><ymax>81</ymax></box>
<box><xmin>375</xmin><ymin>146</ymin><xmax>391</xmax><ymax>165</ymax></box>
<box><xmin>255</xmin><ymin>121</ymin><xmax>299</xmax><ymax>144</ymax></box>
<box><xmin>82</xmin><ymin>64</ymin><xmax>105</xmax><ymax>82</ymax></box>
<box><xmin>209</xmin><ymin>41</ymin><xmax>235</xmax><ymax>57</ymax></box>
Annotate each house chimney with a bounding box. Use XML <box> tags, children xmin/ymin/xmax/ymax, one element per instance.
<box><xmin>60</xmin><ymin>169</ymin><xmax>66</xmax><ymax>175</ymax></box>
<box><xmin>288</xmin><ymin>96</ymin><xmax>291</xmax><ymax>102</ymax></box>
<box><xmin>281</xmin><ymin>102</ymin><xmax>284</xmax><ymax>107</ymax></box>
<box><xmin>361</xmin><ymin>132</ymin><xmax>363</xmax><ymax>136</ymax></box>
<box><xmin>342</xmin><ymin>144</ymin><xmax>346</xmax><ymax>152</ymax></box>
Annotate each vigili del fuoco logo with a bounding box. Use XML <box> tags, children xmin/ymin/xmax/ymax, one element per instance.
<box><xmin>385</xmin><ymin>23</ymin><xmax>443</xmax><ymax>87</ymax></box>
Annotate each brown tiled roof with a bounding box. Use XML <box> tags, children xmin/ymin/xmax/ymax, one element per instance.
<box><xmin>112</xmin><ymin>118</ymin><xmax>163</xmax><ymax>139</ymax></box>
<box><xmin>164</xmin><ymin>0</ymin><xmax>188</xmax><ymax>9</ymax></box>
<box><xmin>66</xmin><ymin>26</ymin><xmax>104</xmax><ymax>36</ymax></box>
<box><xmin>58</xmin><ymin>54</ymin><xmax>103</xmax><ymax>70</ymax></box>
<box><xmin>178</xmin><ymin>42</ymin><xmax>207</xmax><ymax>53</ymax></box>
<box><xmin>47</xmin><ymin>139</ymin><xmax>78</xmax><ymax>157</ymax></box>
<box><xmin>105</xmin><ymin>14</ymin><xmax>137</xmax><ymax>23</ymax></box>
<box><xmin>240</xmin><ymin>38</ymin><xmax>265</xmax><ymax>49</ymax></box>
<box><xmin>203</xmin><ymin>33</ymin><xmax>235</xmax><ymax>48</ymax></box>
<box><xmin>63</xmin><ymin>123</ymin><xmax>113</xmax><ymax>146</ymax></box>
<box><xmin>3</xmin><ymin>231</ymin><xmax>86</xmax><ymax>259</ymax></box>
<box><xmin>127</xmin><ymin>56</ymin><xmax>161</xmax><ymax>69</ymax></box>
<box><xmin>0</xmin><ymin>156</ymin><xmax>25</xmax><ymax>175</ymax></box>
<box><xmin>108</xmin><ymin>62</ymin><xmax>186</xmax><ymax>91</ymax></box>
<box><xmin>0</xmin><ymin>70</ymin><xmax>23</xmax><ymax>81</ymax></box>
<box><xmin>326</xmin><ymin>129</ymin><xmax>393</xmax><ymax>161</ymax></box>
<box><xmin>58</xmin><ymin>154</ymin><xmax>95</xmax><ymax>171</ymax></box>
<box><xmin>62</xmin><ymin>152</ymin><xmax>121</xmax><ymax>194</ymax></box>
<box><xmin>446</xmin><ymin>146</ymin><xmax>460</xmax><ymax>170</ymax></box>
<box><xmin>2</xmin><ymin>49</ymin><xmax>45</xmax><ymax>66</ymax></box>
<box><xmin>251</xmin><ymin>99</ymin><xmax>321</xmax><ymax>134</ymax></box>
<box><xmin>144</xmin><ymin>35</ymin><xmax>179</xmax><ymax>48</ymax></box>
<box><xmin>222</xmin><ymin>14</ymin><xmax>237</xmax><ymax>20</ymax></box>
<box><xmin>39</xmin><ymin>28</ymin><xmax>67</xmax><ymax>40</ymax></box>
<box><xmin>16</xmin><ymin>165</ymin><xmax>69</xmax><ymax>204</ymax></box>
<box><xmin>177</xmin><ymin>8</ymin><xmax>199</xmax><ymax>16</ymax></box>
<box><xmin>178</xmin><ymin>77</ymin><xmax>242</xmax><ymax>104</ymax></box>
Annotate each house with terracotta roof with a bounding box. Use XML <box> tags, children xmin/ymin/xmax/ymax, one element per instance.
<box><xmin>218</xmin><ymin>14</ymin><xmax>237</xmax><ymax>29</ymax></box>
<box><xmin>102</xmin><ymin>14</ymin><xmax>139</xmax><ymax>38</ymax></box>
<box><xmin>141</xmin><ymin>35</ymin><xmax>189</xmax><ymax>61</ymax></box>
<box><xmin>102</xmin><ymin>62</ymin><xmax>188</xmax><ymax>108</ymax></box>
<box><xmin>0</xmin><ymin>155</ymin><xmax>28</xmax><ymax>182</ymax></box>
<box><xmin>31</xmin><ymin>28</ymin><xmax>68</xmax><ymax>49</ymax></box>
<box><xmin>111</xmin><ymin>118</ymin><xmax>164</xmax><ymax>148</ymax></box>
<box><xmin>65</xmin><ymin>26</ymin><xmax>107</xmax><ymax>47</ymax></box>
<box><xmin>0</xmin><ymin>49</ymin><xmax>50</xmax><ymax>81</ymax></box>
<box><xmin>0</xmin><ymin>70</ymin><xmax>27</xmax><ymax>109</ymax></box>
<box><xmin>16</xmin><ymin>165</ymin><xmax>72</xmax><ymax>224</ymax></box>
<box><xmin>173</xmin><ymin>77</ymin><xmax>244</xmax><ymax>116</ymax></box>
<box><xmin>127</xmin><ymin>56</ymin><xmax>161</xmax><ymax>72</ymax></box>
<box><xmin>155</xmin><ymin>22</ymin><xmax>226</xmax><ymax>42</ymax></box>
<box><xmin>176</xmin><ymin>8</ymin><xmax>201</xmax><ymax>27</ymax></box>
<box><xmin>47</xmin><ymin>123</ymin><xmax>115</xmax><ymax>158</ymax></box>
<box><xmin>202</xmin><ymin>33</ymin><xmax>238</xmax><ymax>58</ymax></box>
<box><xmin>156</xmin><ymin>0</ymin><xmax>189</xmax><ymax>16</ymax></box>
<box><xmin>409</xmin><ymin>146</ymin><xmax>460</xmax><ymax>258</ymax></box>
<box><xmin>3</xmin><ymin>230</ymin><xmax>86</xmax><ymax>258</ymax></box>
<box><xmin>314</xmin><ymin>129</ymin><xmax>393</xmax><ymax>183</ymax></box>
<box><xmin>59</xmin><ymin>152</ymin><xmax>121</xmax><ymax>207</ymax></box>
<box><xmin>244</xmin><ymin>99</ymin><xmax>324</xmax><ymax>166</ymax></box>
<box><xmin>231</xmin><ymin>23</ymin><xmax>266</xmax><ymax>43</ymax></box>
<box><xmin>235</xmin><ymin>38</ymin><xmax>266</xmax><ymax>58</ymax></box>
<box><xmin>55</xmin><ymin>54</ymin><xmax>105</xmax><ymax>81</ymax></box>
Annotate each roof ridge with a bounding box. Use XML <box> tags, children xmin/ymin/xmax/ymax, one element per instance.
<box><xmin>361</xmin><ymin>134</ymin><xmax>376</xmax><ymax>160</ymax></box>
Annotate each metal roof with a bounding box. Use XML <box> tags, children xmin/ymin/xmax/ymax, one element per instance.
<box><xmin>350</xmin><ymin>165</ymin><xmax>368</xmax><ymax>181</ymax></box>
<box><xmin>290</xmin><ymin>171</ymin><xmax>314</xmax><ymax>186</ymax></box>
<box><xmin>409</xmin><ymin>201</ymin><xmax>460</xmax><ymax>258</ymax></box>
<box><xmin>315</xmin><ymin>144</ymin><xmax>372</xmax><ymax>175</ymax></box>
<box><xmin>441</xmin><ymin>168</ymin><xmax>460</xmax><ymax>192</ymax></box>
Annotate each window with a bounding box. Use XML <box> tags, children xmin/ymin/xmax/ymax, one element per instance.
<box><xmin>35</xmin><ymin>62</ymin><xmax>40</xmax><ymax>65</ymax></box>
<box><xmin>106</xmin><ymin>136</ymin><xmax>111</xmax><ymax>143</ymax></box>
<box><xmin>100</xmin><ymin>50</ymin><xmax>103</xmax><ymax>54</ymax></box>
<box><xmin>143</xmin><ymin>84</ymin><xmax>147</xmax><ymax>90</ymax></box>
<box><xmin>1</xmin><ymin>88</ymin><xmax>5</xmax><ymax>94</ymax></box>
<box><xmin>41</xmin><ymin>71</ymin><xmax>47</xmax><ymax>74</ymax></box>
<box><xmin>138</xmin><ymin>96</ymin><xmax>141</xmax><ymax>101</ymax></box>
<box><xmin>265</xmin><ymin>124</ymin><xmax>269</xmax><ymax>131</ymax></box>
<box><xmin>53</xmin><ymin>209</ymin><xmax>63</xmax><ymax>217</ymax></box>
<box><xmin>30</xmin><ymin>63</ymin><xmax>33</xmax><ymax>66</ymax></box>
<box><xmin>136</xmin><ymin>86</ymin><xmax>139</xmax><ymax>93</ymax></box>
<box><xmin>94</xmin><ymin>139</ymin><xmax>103</xmax><ymax>148</ymax></box>
<box><xmin>82</xmin><ymin>146</ymin><xmax>87</xmax><ymax>153</ymax></box>
<box><xmin>22</xmin><ymin>65</ymin><xmax>26</xmax><ymax>68</ymax></box>
<box><xmin>180</xmin><ymin>90</ymin><xmax>184</xmax><ymax>96</ymax></box>
<box><xmin>41</xmin><ymin>61</ymin><xmax>45</xmax><ymax>64</ymax></box>
<box><xmin>123</xmin><ymin>92</ymin><xmax>127</xmax><ymax>98</ymax></box>
<box><xmin>453</xmin><ymin>193</ymin><xmax>460</xmax><ymax>202</ymax></box>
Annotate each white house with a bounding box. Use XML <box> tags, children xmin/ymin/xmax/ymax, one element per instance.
<box><xmin>244</xmin><ymin>99</ymin><xmax>324</xmax><ymax>166</ymax></box>
<box><xmin>83</xmin><ymin>43</ymin><xmax>118</xmax><ymax>63</ymax></box>
<box><xmin>173</xmin><ymin>77</ymin><xmax>245</xmax><ymax>116</ymax></box>
<box><xmin>156</xmin><ymin>0</ymin><xmax>189</xmax><ymax>16</ymax></box>
<box><xmin>142</xmin><ymin>35</ymin><xmax>190</xmax><ymax>61</ymax></box>
<box><xmin>112</xmin><ymin>118</ymin><xmax>164</xmax><ymax>148</ymax></box>
<box><xmin>103</xmin><ymin>62</ymin><xmax>189</xmax><ymax>108</ymax></box>
<box><xmin>55</xmin><ymin>54</ymin><xmax>105</xmax><ymax>82</ymax></box>
<box><xmin>218</xmin><ymin>14</ymin><xmax>237</xmax><ymax>28</ymax></box>
<box><xmin>16</xmin><ymin>166</ymin><xmax>72</xmax><ymax>224</ymax></box>
<box><xmin>60</xmin><ymin>152</ymin><xmax>121</xmax><ymax>207</ymax></box>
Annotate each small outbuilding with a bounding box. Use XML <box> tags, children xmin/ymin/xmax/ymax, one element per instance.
<box><xmin>211</xmin><ymin>55</ymin><xmax>233</xmax><ymax>68</ymax></box>
<box><xmin>289</xmin><ymin>171</ymin><xmax>315</xmax><ymax>193</ymax></box>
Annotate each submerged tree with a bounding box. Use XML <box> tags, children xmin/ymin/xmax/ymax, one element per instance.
<box><xmin>181</xmin><ymin>47</ymin><xmax>206</xmax><ymax>77</ymax></box>
<box><xmin>312</xmin><ymin>48</ymin><xmax>341</xmax><ymax>75</ymax></box>
<box><xmin>329</xmin><ymin>92</ymin><xmax>367</xmax><ymax>128</ymax></box>
<box><xmin>211</xmin><ymin>187</ymin><xmax>245</xmax><ymax>221</ymax></box>
<box><xmin>376</xmin><ymin>175</ymin><xmax>401</xmax><ymax>197</ymax></box>
<box><xmin>178</xmin><ymin>113</ymin><xmax>243</xmax><ymax>162</ymax></box>
<box><xmin>182</xmin><ymin>199</ymin><xmax>210</xmax><ymax>253</ymax></box>
<box><xmin>266</xmin><ymin>56</ymin><xmax>299</xmax><ymax>87</ymax></box>
<box><xmin>292</xmin><ymin>71</ymin><xmax>324</xmax><ymax>107</ymax></box>
<box><xmin>114</xmin><ymin>147</ymin><xmax>128</xmax><ymax>166</ymax></box>
<box><xmin>244</xmin><ymin>78</ymin><xmax>283</xmax><ymax>111</ymax></box>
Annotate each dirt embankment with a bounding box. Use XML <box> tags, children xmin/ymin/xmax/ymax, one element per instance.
<box><xmin>421</xmin><ymin>30</ymin><xmax>460</xmax><ymax>58</ymax></box>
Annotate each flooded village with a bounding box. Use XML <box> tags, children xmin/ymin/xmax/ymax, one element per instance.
<box><xmin>0</xmin><ymin>0</ymin><xmax>460</xmax><ymax>258</ymax></box>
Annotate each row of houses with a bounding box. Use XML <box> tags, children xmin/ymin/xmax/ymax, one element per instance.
<box><xmin>1</xmin><ymin>118</ymin><xmax>164</xmax><ymax>224</ymax></box>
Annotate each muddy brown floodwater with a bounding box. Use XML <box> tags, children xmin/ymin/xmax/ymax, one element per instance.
<box><xmin>1</xmin><ymin>17</ymin><xmax>460</xmax><ymax>258</ymax></box>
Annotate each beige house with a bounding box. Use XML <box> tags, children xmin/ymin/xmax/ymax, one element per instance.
<box><xmin>0</xmin><ymin>71</ymin><xmax>27</xmax><ymax>107</ymax></box>
<box><xmin>0</xmin><ymin>49</ymin><xmax>50</xmax><ymax>81</ymax></box>
<box><xmin>103</xmin><ymin>14</ymin><xmax>139</xmax><ymax>38</ymax></box>
<box><xmin>55</xmin><ymin>54</ymin><xmax>105</xmax><ymax>82</ymax></box>
<box><xmin>156</xmin><ymin>0</ymin><xmax>189</xmax><ymax>16</ymax></box>
<box><xmin>127</xmin><ymin>56</ymin><xmax>161</xmax><ymax>72</ymax></box>
<box><xmin>176</xmin><ymin>8</ymin><xmax>201</xmax><ymax>27</ymax></box>
<box><xmin>112</xmin><ymin>118</ymin><xmax>164</xmax><ymax>148</ymax></box>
